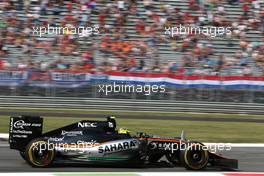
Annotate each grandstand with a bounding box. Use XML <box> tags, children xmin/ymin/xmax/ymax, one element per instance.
<box><xmin>0</xmin><ymin>0</ymin><xmax>263</xmax><ymax>76</ymax></box>
<box><xmin>0</xmin><ymin>0</ymin><xmax>263</xmax><ymax>102</ymax></box>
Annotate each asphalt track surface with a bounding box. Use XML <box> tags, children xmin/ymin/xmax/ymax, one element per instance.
<box><xmin>1</xmin><ymin>111</ymin><xmax>264</xmax><ymax>123</ymax></box>
<box><xmin>1</xmin><ymin>111</ymin><xmax>264</xmax><ymax>172</ymax></box>
<box><xmin>0</xmin><ymin>142</ymin><xmax>264</xmax><ymax>172</ymax></box>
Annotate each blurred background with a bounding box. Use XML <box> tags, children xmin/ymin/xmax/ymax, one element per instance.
<box><xmin>0</xmin><ymin>0</ymin><xmax>263</xmax><ymax>103</ymax></box>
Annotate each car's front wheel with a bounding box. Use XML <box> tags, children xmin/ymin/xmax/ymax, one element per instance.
<box><xmin>25</xmin><ymin>138</ymin><xmax>55</xmax><ymax>167</ymax></box>
<box><xmin>179</xmin><ymin>142</ymin><xmax>209</xmax><ymax>170</ymax></box>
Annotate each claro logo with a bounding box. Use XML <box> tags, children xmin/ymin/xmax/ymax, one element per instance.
<box><xmin>78</xmin><ymin>122</ymin><xmax>97</xmax><ymax>128</ymax></box>
<box><xmin>13</xmin><ymin>120</ymin><xmax>31</xmax><ymax>129</ymax></box>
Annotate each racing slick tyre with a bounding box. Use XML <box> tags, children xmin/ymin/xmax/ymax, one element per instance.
<box><xmin>25</xmin><ymin>138</ymin><xmax>55</xmax><ymax>167</ymax></box>
<box><xmin>19</xmin><ymin>151</ymin><xmax>26</xmax><ymax>161</ymax></box>
<box><xmin>179</xmin><ymin>142</ymin><xmax>209</xmax><ymax>170</ymax></box>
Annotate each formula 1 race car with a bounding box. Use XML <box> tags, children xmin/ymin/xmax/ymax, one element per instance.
<box><xmin>9</xmin><ymin>115</ymin><xmax>238</xmax><ymax>170</ymax></box>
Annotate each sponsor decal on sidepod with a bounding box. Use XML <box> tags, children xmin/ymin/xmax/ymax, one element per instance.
<box><xmin>48</xmin><ymin>137</ymin><xmax>65</xmax><ymax>142</ymax></box>
<box><xmin>61</xmin><ymin>130</ymin><xmax>83</xmax><ymax>136</ymax></box>
<box><xmin>98</xmin><ymin>140</ymin><xmax>138</xmax><ymax>153</ymax></box>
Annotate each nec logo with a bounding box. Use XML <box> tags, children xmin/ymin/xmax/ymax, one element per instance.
<box><xmin>78</xmin><ymin>122</ymin><xmax>97</xmax><ymax>128</ymax></box>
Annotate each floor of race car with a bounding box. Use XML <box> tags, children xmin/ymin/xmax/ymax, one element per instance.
<box><xmin>1</xmin><ymin>143</ymin><xmax>263</xmax><ymax>172</ymax></box>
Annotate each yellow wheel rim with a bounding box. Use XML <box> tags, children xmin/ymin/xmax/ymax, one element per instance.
<box><xmin>28</xmin><ymin>141</ymin><xmax>55</xmax><ymax>167</ymax></box>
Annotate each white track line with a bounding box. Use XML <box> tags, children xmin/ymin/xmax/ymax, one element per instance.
<box><xmin>0</xmin><ymin>173</ymin><xmax>228</xmax><ymax>176</ymax></box>
<box><xmin>0</xmin><ymin>133</ymin><xmax>8</xmax><ymax>139</ymax></box>
<box><xmin>0</xmin><ymin>174</ymin><xmax>54</xmax><ymax>176</ymax></box>
<box><xmin>204</xmin><ymin>143</ymin><xmax>264</xmax><ymax>147</ymax></box>
<box><xmin>141</xmin><ymin>173</ymin><xmax>223</xmax><ymax>176</ymax></box>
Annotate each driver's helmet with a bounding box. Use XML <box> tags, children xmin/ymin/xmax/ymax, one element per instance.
<box><xmin>118</xmin><ymin>128</ymin><xmax>130</xmax><ymax>135</ymax></box>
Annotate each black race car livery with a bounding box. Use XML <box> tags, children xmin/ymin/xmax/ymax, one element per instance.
<box><xmin>8</xmin><ymin>115</ymin><xmax>238</xmax><ymax>170</ymax></box>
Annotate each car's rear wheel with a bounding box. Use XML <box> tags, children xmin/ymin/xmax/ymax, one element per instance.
<box><xmin>179</xmin><ymin>143</ymin><xmax>209</xmax><ymax>170</ymax></box>
<box><xmin>25</xmin><ymin>138</ymin><xmax>55</xmax><ymax>167</ymax></box>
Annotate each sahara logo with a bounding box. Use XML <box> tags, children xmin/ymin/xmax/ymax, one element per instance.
<box><xmin>78</xmin><ymin>122</ymin><xmax>97</xmax><ymax>128</ymax></box>
<box><xmin>98</xmin><ymin>140</ymin><xmax>138</xmax><ymax>153</ymax></box>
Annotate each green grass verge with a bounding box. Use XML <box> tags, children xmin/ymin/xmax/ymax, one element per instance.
<box><xmin>0</xmin><ymin>107</ymin><xmax>264</xmax><ymax>120</ymax></box>
<box><xmin>1</xmin><ymin>116</ymin><xmax>264</xmax><ymax>143</ymax></box>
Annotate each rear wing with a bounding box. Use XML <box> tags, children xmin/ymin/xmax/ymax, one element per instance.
<box><xmin>9</xmin><ymin>115</ymin><xmax>43</xmax><ymax>151</ymax></box>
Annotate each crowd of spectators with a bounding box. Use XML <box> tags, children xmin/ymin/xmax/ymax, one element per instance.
<box><xmin>0</xmin><ymin>0</ymin><xmax>263</xmax><ymax>76</ymax></box>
